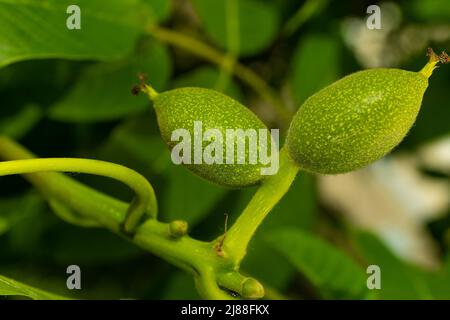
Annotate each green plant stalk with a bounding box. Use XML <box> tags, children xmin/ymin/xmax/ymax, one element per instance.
<box><xmin>222</xmin><ymin>148</ymin><xmax>300</xmax><ymax>265</ymax></box>
<box><xmin>214</xmin><ymin>0</ymin><xmax>238</xmax><ymax>93</ymax></box>
<box><xmin>0</xmin><ymin>136</ymin><xmax>263</xmax><ymax>300</ymax></box>
<box><xmin>282</xmin><ymin>0</ymin><xmax>330</xmax><ymax>36</ymax></box>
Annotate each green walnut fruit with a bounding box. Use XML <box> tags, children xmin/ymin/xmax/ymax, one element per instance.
<box><xmin>137</xmin><ymin>83</ymin><xmax>271</xmax><ymax>188</ymax></box>
<box><xmin>286</xmin><ymin>49</ymin><xmax>448</xmax><ymax>174</ymax></box>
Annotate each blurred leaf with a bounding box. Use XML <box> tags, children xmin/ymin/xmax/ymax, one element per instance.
<box><xmin>0</xmin><ymin>60</ymin><xmax>74</xmax><ymax>91</ymax></box>
<box><xmin>0</xmin><ymin>60</ymin><xmax>82</xmax><ymax>117</ymax></box>
<box><xmin>267</xmin><ymin>227</ymin><xmax>368</xmax><ymax>299</ymax></box>
<box><xmin>49</xmin><ymin>40</ymin><xmax>171</xmax><ymax>122</ymax></box>
<box><xmin>290</xmin><ymin>34</ymin><xmax>340</xmax><ymax>105</ymax></box>
<box><xmin>100</xmin><ymin>113</ymin><xmax>227</xmax><ymax>227</ymax></box>
<box><xmin>355</xmin><ymin>231</ymin><xmax>450</xmax><ymax>299</ymax></box>
<box><xmin>0</xmin><ymin>104</ymin><xmax>41</xmax><ymax>139</ymax></box>
<box><xmin>242</xmin><ymin>172</ymin><xmax>317</xmax><ymax>290</ymax></box>
<box><xmin>410</xmin><ymin>0</ymin><xmax>450</xmax><ymax>21</ymax></box>
<box><xmin>100</xmin><ymin>114</ymin><xmax>167</xmax><ymax>172</ymax></box>
<box><xmin>192</xmin><ymin>0</ymin><xmax>280</xmax><ymax>56</ymax></box>
<box><xmin>0</xmin><ymin>274</ymin><xmax>67</xmax><ymax>299</ymax></box>
<box><xmin>0</xmin><ymin>217</ymin><xmax>7</xmax><ymax>235</ymax></box>
<box><xmin>49</xmin><ymin>227</ymin><xmax>143</xmax><ymax>266</ymax></box>
<box><xmin>260</xmin><ymin>172</ymin><xmax>316</xmax><ymax>230</ymax></box>
<box><xmin>0</xmin><ymin>0</ymin><xmax>147</xmax><ymax>68</ymax></box>
<box><xmin>0</xmin><ymin>193</ymin><xmax>43</xmax><ymax>236</ymax></box>
<box><xmin>354</xmin><ymin>231</ymin><xmax>425</xmax><ymax>299</ymax></box>
<box><xmin>5</xmin><ymin>197</ymin><xmax>55</xmax><ymax>256</ymax></box>
<box><xmin>421</xmin><ymin>270</ymin><xmax>450</xmax><ymax>299</ymax></box>
<box><xmin>162</xmin><ymin>164</ymin><xmax>227</xmax><ymax>226</ymax></box>
<box><xmin>161</xmin><ymin>271</ymin><xmax>200</xmax><ymax>299</ymax></box>
<box><xmin>172</xmin><ymin>66</ymin><xmax>244</xmax><ymax>102</ymax></box>
<box><xmin>143</xmin><ymin>0</ymin><xmax>171</xmax><ymax>23</ymax></box>
<box><xmin>406</xmin><ymin>67</ymin><xmax>450</xmax><ymax>146</ymax></box>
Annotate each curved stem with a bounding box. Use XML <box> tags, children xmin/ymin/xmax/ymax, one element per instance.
<box><xmin>0</xmin><ymin>136</ymin><xmax>157</xmax><ymax>232</ymax></box>
<box><xmin>0</xmin><ymin>136</ymin><xmax>266</xmax><ymax>300</ymax></box>
<box><xmin>222</xmin><ymin>148</ymin><xmax>300</xmax><ymax>265</ymax></box>
<box><xmin>195</xmin><ymin>267</ymin><xmax>238</xmax><ymax>300</ymax></box>
<box><xmin>148</xmin><ymin>26</ymin><xmax>292</xmax><ymax>126</ymax></box>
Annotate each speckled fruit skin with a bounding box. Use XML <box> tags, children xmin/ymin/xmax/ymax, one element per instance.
<box><xmin>286</xmin><ymin>68</ymin><xmax>429</xmax><ymax>174</ymax></box>
<box><xmin>153</xmin><ymin>87</ymin><xmax>268</xmax><ymax>187</ymax></box>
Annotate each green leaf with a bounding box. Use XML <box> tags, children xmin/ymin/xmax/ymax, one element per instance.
<box><xmin>290</xmin><ymin>34</ymin><xmax>340</xmax><ymax>105</ymax></box>
<box><xmin>0</xmin><ymin>274</ymin><xmax>67</xmax><ymax>299</ymax></box>
<box><xmin>0</xmin><ymin>217</ymin><xmax>7</xmax><ymax>235</ymax></box>
<box><xmin>4</xmin><ymin>196</ymin><xmax>53</xmax><ymax>255</ymax></box>
<box><xmin>354</xmin><ymin>231</ymin><xmax>450</xmax><ymax>299</ymax></box>
<box><xmin>242</xmin><ymin>172</ymin><xmax>317</xmax><ymax>290</ymax></box>
<box><xmin>161</xmin><ymin>271</ymin><xmax>200</xmax><ymax>299</ymax></box>
<box><xmin>192</xmin><ymin>0</ymin><xmax>280</xmax><ymax>56</ymax></box>
<box><xmin>50</xmin><ymin>227</ymin><xmax>143</xmax><ymax>265</ymax></box>
<box><xmin>405</xmin><ymin>67</ymin><xmax>450</xmax><ymax>146</ymax></box>
<box><xmin>172</xmin><ymin>66</ymin><xmax>244</xmax><ymax>102</ymax></box>
<box><xmin>162</xmin><ymin>164</ymin><xmax>227</xmax><ymax>226</ymax></box>
<box><xmin>99</xmin><ymin>114</ymin><xmax>169</xmax><ymax>173</ymax></box>
<box><xmin>0</xmin><ymin>193</ymin><xmax>43</xmax><ymax>236</ymax></box>
<box><xmin>260</xmin><ymin>172</ymin><xmax>316</xmax><ymax>230</ymax></box>
<box><xmin>0</xmin><ymin>104</ymin><xmax>41</xmax><ymax>139</ymax></box>
<box><xmin>267</xmin><ymin>227</ymin><xmax>368</xmax><ymax>299</ymax></box>
<box><xmin>49</xmin><ymin>40</ymin><xmax>171</xmax><ymax>122</ymax></box>
<box><xmin>354</xmin><ymin>231</ymin><xmax>424</xmax><ymax>299</ymax></box>
<box><xmin>0</xmin><ymin>0</ymin><xmax>147</xmax><ymax>68</ymax></box>
<box><xmin>410</xmin><ymin>0</ymin><xmax>450</xmax><ymax>21</ymax></box>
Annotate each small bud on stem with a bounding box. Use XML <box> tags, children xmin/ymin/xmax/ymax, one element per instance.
<box><xmin>168</xmin><ymin>220</ymin><xmax>189</xmax><ymax>238</ymax></box>
<box><xmin>241</xmin><ymin>277</ymin><xmax>265</xmax><ymax>299</ymax></box>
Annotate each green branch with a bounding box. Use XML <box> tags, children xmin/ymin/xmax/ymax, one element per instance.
<box><xmin>222</xmin><ymin>148</ymin><xmax>300</xmax><ymax>265</ymax></box>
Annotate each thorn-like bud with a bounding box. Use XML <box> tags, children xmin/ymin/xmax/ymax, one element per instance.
<box><xmin>168</xmin><ymin>220</ymin><xmax>188</xmax><ymax>238</ymax></box>
<box><xmin>241</xmin><ymin>277</ymin><xmax>265</xmax><ymax>299</ymax></box>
